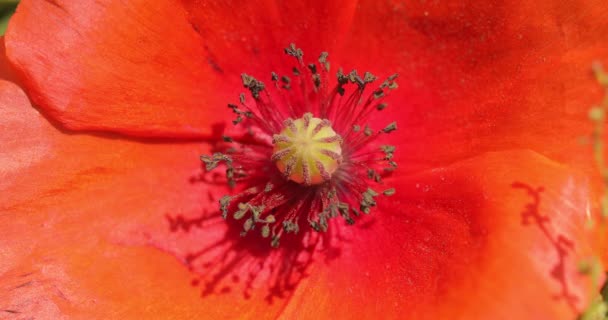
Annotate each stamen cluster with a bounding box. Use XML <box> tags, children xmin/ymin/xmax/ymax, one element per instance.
<box><xmin>201</xmin><ymin>44</ymin><xmax>399</xmax><ymax>247</ymax></box>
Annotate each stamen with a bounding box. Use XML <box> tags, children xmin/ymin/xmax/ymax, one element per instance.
<box><xmin>382</xmin><ymin>122</ymin><xmax>398</xmax><ymax>133</ymax></box>
<box><xmin>241</xmin><ymin>73</ymin><xmax>265</xmax><ymax>98</ymax></box>
<box><xmin>318</xmin><ymin>52</ymin><xmax>330</xmax><ymax>71</ymax></box>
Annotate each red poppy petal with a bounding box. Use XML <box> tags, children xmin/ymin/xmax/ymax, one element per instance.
<box><xmin>0</xmin><ymin>80</ymin><xmax>286</xmax><ymax>318</ymax></box>
<box><xmin>364</xmin><ymin>0</ymin><xmax>608</xmax><ymax>173</ymax></box>
<box><xmin>278</xmin><ymin>150</ymin><xmax>604</xmax><ymax>320</ymax></box>
<box><xmin>183</xmin><ymin>0</ymin><xmax>608</xmax><ymax>173</ymax></box>
<box><xmin>0</xmin><ymin>37</ymin><xmax>16</xmax><ymax>82</ymax></box>
<box><xmin>1</xmin><ymin>76</ymin><xmax>605</xmax><ymax>318</ymax></box>
<box><xmin>5</xmin><ymin>0</ymin><xmax>229</xmax><ymax>138</ymax></box>
<box><xmin>180</xmin><ymin>0</ymin><xmax>359</xmax><ymax>75</ymax></box>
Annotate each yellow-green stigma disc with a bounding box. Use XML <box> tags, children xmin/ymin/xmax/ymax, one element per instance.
<box><xmin>272</xmin><ymin>113</ymin><xmax>342</xmax><ymax>185</ymax></box>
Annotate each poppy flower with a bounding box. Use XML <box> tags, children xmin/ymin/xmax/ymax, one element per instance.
<box><xmin>1</xmin><ymin>0</ymin><xmax>608</xmax><ymax>319</ymax></box>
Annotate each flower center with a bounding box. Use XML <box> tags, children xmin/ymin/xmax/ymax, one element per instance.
<box><xmin>272</xmin><ymin>113</ymin><xmax>342</xmax><ymax>185</ymax></box>
<box><xmin>200</xmin><ymin>44</ymin><xmax>399</xmax><ymax>247</ymax></box>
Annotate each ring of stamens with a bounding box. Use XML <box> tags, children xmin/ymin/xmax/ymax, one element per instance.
<box><xmin>200</xmin><ymin>44</ymin><xmax>400</xmax><ymax>247</ymax></box>
<box><xmin>272</xmin><ymin>113</ymin><xmax>342</xmax><ymax>185</ymax></box>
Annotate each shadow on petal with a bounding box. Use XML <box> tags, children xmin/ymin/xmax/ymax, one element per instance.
<box><xmin>512</xmin><ymin>181</ymin><xmax>578</xmax><ymax>311</ymax></box>
<box><xmin>156</xmin><ymin>167</ymin><xmax>354</xmax><ymax>304</ymax></box>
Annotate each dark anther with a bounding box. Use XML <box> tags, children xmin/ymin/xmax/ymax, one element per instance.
<box><xmin>363</xmin><ymin>72</ymin><xmax>377</xmax><ymax>83</ymax></box>
<box><xmin>308</xmin><ymin>63</ymin><xmax>317</xmax><ymax>74</ymax></box>
<box><xmin>354</xmin><ymin>75</ymin><xmax>365</xmax><ymax>88</ymax></box>
<box><xmin>336</xmin><ymin>69</ymin><xmax>349</xmax><ymax>85</ymax></box>
<box><xmin>373</xmin><ymin>88</ymin><xmax>385</xmax><ymax>99</ymax></box>
<box><xmin>241</xmin><ymin>73</ymin><xmax>265</xmax><ymax>98</ymax></box>
<box><xmin>383</xmin><ymin>188</ymin><xmax>396</xmax><ymax>196</ymax></box>
<box><xmin>318</xmin><ymin>51</ymin><xmax>330</xmax><ymax>71</ymax></box>
<box><xmin>382</xmin><ymin>122</ymin><xmax>397</xmax><ymax>133</ymax></box>
<box><xmin>312</xmin><ymin>74</ymin><xmax>321</xmax><ymax>89</ymax></box>
<box><xmin>284</xmin><ymin>43</ymin><xmax>304</xmax><ymax>60</ymax></box>
<box><xmin>376</xmin><ymin>103</ymin><xmax>388</xmax><ymax>111</ymax></box>
<box><xmin>219</xmin><ymin>195</ymin><xmax>231</xmax><ymax>219</ymax></box>
<box><xmin>348</xmin><ymin>70</ymin><xmax>364</xmax><ymax>88</ymax></box>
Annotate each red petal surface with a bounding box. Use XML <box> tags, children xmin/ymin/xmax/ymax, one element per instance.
<box><xmin>4</xmin><ymin>0</ymin><xmax>607</xmax><ymax>154</ymax></box>
<box><xmin>2</xmin><ymin>1</ymin><xmax>608</xmax><ymax>319</ymax></box>
<box><xmin>327</xmin><ymin>0</ymin><xmax>608</xmax><ymax>173</ymax></box>
<box><xmin>0</xmin><ymin>79</ymin><xmax>292</xmax><ymax>318</ymax></box>
<box><xmin>1</xmin><ymin>82</ymin><xmax>601</xmax><ymax>318</ymax></box>
<box><xmin>280</xmin><ymin>151</ymin><xmax>603</xmax><ymax>320</ymax></box>
<box><xmin>0</xmin><ymin>37</ymin><xmax>16</xmax><ymax>82</ymax></box>
<box><xmin>5</xmin><ymin>0</ymin><xmax>228</xmax><ymax>138</ymax></box>
<box><xmin>184</xmin><ymin>0</ymin><xmax>608</xmax><ymax>172</ymax></box>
